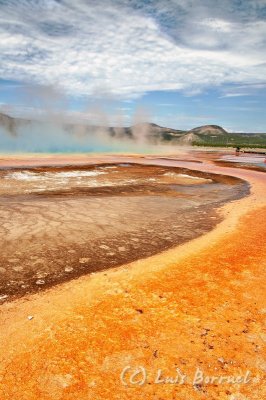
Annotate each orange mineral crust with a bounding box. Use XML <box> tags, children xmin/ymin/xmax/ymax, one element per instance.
<box><xmin>0</xmin><ymin>161</ymin><xmax>265</xmax><ymax>400</ymax></box>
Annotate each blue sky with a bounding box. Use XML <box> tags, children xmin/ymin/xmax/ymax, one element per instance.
<box><xmin>0</xmin><ymin>0</ymin><xmax>266</xmax><ymax>132</ymax></box>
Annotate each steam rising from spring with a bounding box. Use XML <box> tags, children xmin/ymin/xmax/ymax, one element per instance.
<box><xmin>0</xmin><ymin>84</ymin><xmax>185</xmax><ymax>153</ymax></box>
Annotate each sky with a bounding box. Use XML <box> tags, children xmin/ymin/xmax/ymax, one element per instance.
<box><xmin>0</xmin><ymin>0</ymin><xmax>266</xmax><ymax>133</ymax></box>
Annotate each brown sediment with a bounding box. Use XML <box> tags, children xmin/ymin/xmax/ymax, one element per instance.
<box><xmin>214</xmin><ymin>159</ymin><xmax>266</xmax><ymax>173</ymax></box>
<box><xmin>0</xmin><ymin>156</ymin><xmax>265</xmax><ymax>400</ymax></box>
<box><xmin>185</xmin><ymin>149</ymin><xmax>266</xmax><ymax>173</ymax></box>
<box><xmin>0</xmin><ymin>163</ymin><xmax>248</xmax><ymax>302</ymax></box>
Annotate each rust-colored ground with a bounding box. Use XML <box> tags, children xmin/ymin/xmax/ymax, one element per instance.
<box><xmin>0</xmin><ymin>155</ymin><xmax>265</xmax><ymax>400</ymax></box>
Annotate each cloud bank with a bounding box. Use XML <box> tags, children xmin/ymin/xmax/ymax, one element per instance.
<box><xmin>0</xmin><ymin>0</ymin><xmax>265</xmax><ymax>99</ymax></box>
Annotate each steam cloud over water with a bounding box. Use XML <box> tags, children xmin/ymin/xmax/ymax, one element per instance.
<box><xmin>0</xmin><ymin>85</ymin><xmax>156</xmax><ymax>152</ymax></box>
<box><xmin>0</xmin><ymin>86</ymin><xmax>176</xmax><ymax>153</ymax></box>
<box><xmin>0</xmin><ymin>122</ymin><xmax>142</xmax><ymax>153</ymax></box>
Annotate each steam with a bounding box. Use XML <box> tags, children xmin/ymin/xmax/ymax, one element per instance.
<box><xmin>0</xmin><ymin>84</ymin><xmax>186</xmax><ymax>153</ymax></box>
<box><xmin>131</xmin><ymin>106</ymin><xmax>152</xmax><ymax>145</ymax></box>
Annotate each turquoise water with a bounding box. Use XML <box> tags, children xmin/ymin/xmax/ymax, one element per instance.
<box><xmin>255</xmin><ymin>162</ymin><xmax>266</xmax><ymax>169</ymax></box>
<box><xmin>238</xmin><ymin>161</ymin><xmax>266</xmax><ymax>169</ymax></box>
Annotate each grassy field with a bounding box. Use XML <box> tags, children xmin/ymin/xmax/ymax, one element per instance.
<box><xmin>194</xmin><ymin>133</ymin><xmax>266</xmax><ymax>148</ymax></box>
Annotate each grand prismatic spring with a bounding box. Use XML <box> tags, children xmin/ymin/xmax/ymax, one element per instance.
<box><xmin>0</xmin><ymin>1</ymin><xmax>266</xmax><ymax>399</ymax></box>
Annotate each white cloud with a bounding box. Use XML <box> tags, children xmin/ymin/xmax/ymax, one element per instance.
<box><xmin>219</xmin><ymin>82</ymin><xmax>266</xmax><ymax>98</ymax></box>
<box><xmin>220</xmin><ymin>93</ymin><xmax>250</xmax><ymax>98</ymax></box>
<box><xmin>0</xmin><ymin>0</ymin><xmax>265</xmax><ymax>99</ymax></box>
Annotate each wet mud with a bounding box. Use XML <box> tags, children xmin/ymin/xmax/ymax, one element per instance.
<box><xmin>0</xmin><ymin>163</ymin><xmax>249</xmax><ymax>302</ymax></box>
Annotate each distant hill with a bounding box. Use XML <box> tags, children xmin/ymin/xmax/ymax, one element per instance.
<box><xmin>0</xmin><ymin>112</ymin><xmax>265</xmax><ymax>148</ymax></box>
<box><xmin>188</xmin><ymin>125</ymin><xmax>228</xmax><ymax>136</ymax></box>
<box><xmin>0</xmin><ymin>112</ymin><xmax>30</xmax><ymax>137</ymax></box>
<box><xmin>178</xmin><ymin>132</ymin><xmax>203</xmax><ymax>145</ymax></box>
<box><xmin>127</xmin><ymin>122</ymin><xmax>185</xmax><ymax>143</ymax></box>
<box><xmin>0</xmin><ymin>112</ymin><xmax>18</xmax><ymax>137</ymax></box>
